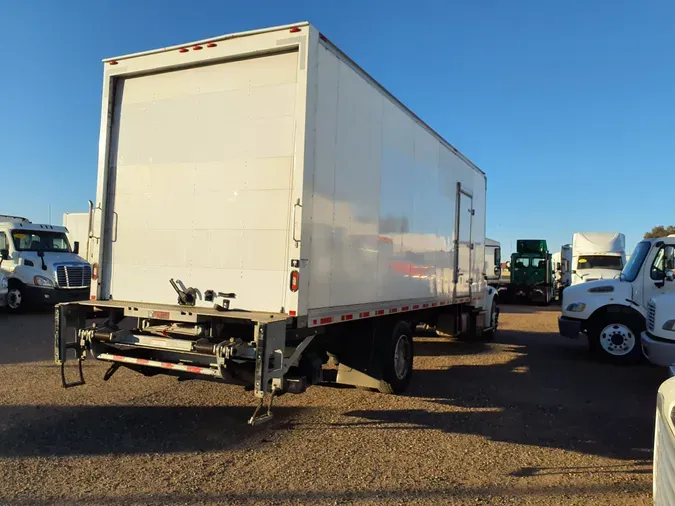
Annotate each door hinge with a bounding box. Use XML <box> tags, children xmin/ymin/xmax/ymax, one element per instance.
<box><xmin>470</xmin><ymin>209</ymin><xmax>475</xmax><ymax>216</ymax></box>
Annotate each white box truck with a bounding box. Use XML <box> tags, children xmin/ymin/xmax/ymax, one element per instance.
<box><xmin>552</xmin><ymin>243</ymin><xmax>572</xmax><ymax>298</ymax></box>
<box><xmin>54</xmin><ymin>23</ymin><xmax>497</xmax><ymax>424</ymax></box>
<box><xmin>560</xmin><ymin>235</ymin><xmax>675</xmax><ymax>364</ymax></box>
<box><xmin>571</xmin><ymin>232</ymin><xmax>625</xmax><ymax>285</ymax></box>
<box><xmin>63</xmin><ymin>211</ymin><xmax>93</xmax><ymax>260</ymax></box>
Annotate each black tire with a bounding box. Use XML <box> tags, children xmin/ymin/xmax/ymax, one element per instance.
<box><xmin>378</xmin><ymin>321</ymin><xmax>414</xmax><ymax>394</ymax></box>
<box><xmin>587</xmin><ymin>314</ymin><xmax>644</xmax><ymax>365</ymax></box>
<box><xmin>6</xmin><ymin>281</ymin><xmax>25</xmax><ymax>313</ymax></box>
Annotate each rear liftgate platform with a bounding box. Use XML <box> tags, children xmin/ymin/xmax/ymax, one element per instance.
<box><xmin>54</xmin><ymin>300</ymin><xmax>317</xmax><ymax>425</ymax></box>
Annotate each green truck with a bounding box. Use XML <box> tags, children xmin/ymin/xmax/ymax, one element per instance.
<box><xmin>504</xmin><ymin>240</ymin><xmax>554</xmax><ymax>305</ymax></box>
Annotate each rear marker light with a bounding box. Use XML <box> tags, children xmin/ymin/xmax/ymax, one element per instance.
<box><xmin>179</xmin><ymin>48</ymin><xmax>189</xmax><ymax>53</ymax></box>
<box><xmin>109</xmin><ymin>61</ymin><xmax>118</xmax><ymax>65</ymax></box>
<box><xmin>90</xmin><ymin>295</ymin><xmax>96</xmax><ymax>301</ymax></box>
<box><xmin>193</xmin><ymin>45</ymin><xmax>203</xmax><ymax>50</ymax></box>
<box><xmin>289</xmin><ymin>27</ymin><xmax>301</xmax><ymax>33</ymax></box>
<box><xmin>92</xmin><ymin>263</ymin><xmax>99</xmax><ymax>280</ymax></box>
<box><xmin>206</xmin><ymin>43</ymin><xmax>217</xmax><ymax>48</ymax></box>
<box><xmin>290</xmin><ymin>270</ymin><xmax>299</xmax><ymax>292</ymax></box>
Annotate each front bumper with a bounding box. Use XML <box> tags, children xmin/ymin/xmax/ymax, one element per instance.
<box><xmin>24</xmin><ymin>286</ymin><xmax>90</xmax><ymax>306</ymax></box>
<box><xmin>558</xmin><ymin>316</ymin><xmax>584</xmax><ymax>339</ymax></box>
<box><xmin>641</xmin><ymin>331</ymin><xmax>675</xmax><ymax>367</ymax></box>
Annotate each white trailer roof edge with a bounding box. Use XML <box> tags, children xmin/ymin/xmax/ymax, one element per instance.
<box><xmin>103</xmin><ymin>21</ymin><xmax>484</xmax><ymax>179</ymax></box>
<box><xmin>316</xmin><ymin>34</ymin><xmax>485</xmax><ymax>177</ymax></box>
<box><xmin>103</xmin><ymin>21</ymin><xmax>311</xmax><ymax>62</ymax></box>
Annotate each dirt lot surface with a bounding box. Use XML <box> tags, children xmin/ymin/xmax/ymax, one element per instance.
<box><xmin>0</xmin><ymin>305</ymin><xmax>665</xmax><ymax>505</ymax></box>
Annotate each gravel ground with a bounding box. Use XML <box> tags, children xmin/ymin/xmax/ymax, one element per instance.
<box><xmin>0</xmin><ymin>305</ymin><xmax>665</xmax><ymax>505</ymax></box>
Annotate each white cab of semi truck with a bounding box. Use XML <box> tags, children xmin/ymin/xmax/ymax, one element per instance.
<box><xmin>0</xmin><ymin>215</ymin><xmax>91</xmax><ymax>312</ymax></box>
<box><xmin>560</xmin><ymin>235</ymin><xmax>675</xmax><ymax>365</ymax></box>
<box><xmin>571</xmin><ymin>232</ymin><xmax>625</xmax><ymax>285</ymax></box>
<box><xmin>553</xmin><ymin>244</ymin><xmax>572</xmax><ymax>297</ymax></box>
<box><xmin>54</xmin><ymin>23</ymin><xmax>496</xmax><ymax>424</ymax></box>
<box><xmin>485</xmin><ymin>238</ymin><xmax>501</xmax><ymax>285</ymax></box>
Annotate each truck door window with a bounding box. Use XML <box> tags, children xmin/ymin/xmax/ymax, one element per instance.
<box><xmin>651</xmin><ymin>246</ymin><xmax>675</xmax><ymax>280</ymax></box>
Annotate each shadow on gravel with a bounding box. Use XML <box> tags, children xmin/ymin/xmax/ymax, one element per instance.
<box><xmin>0</xmin><ymin>405</ymin><xmax>309</xmax><ymax>457</ymax></box>
<box><xmin>2</xmin><ymin>482</ymin><xmax>651</xmax><ymax>505</ymax></box>
<box><xmin>345</xmin><ymin>328</ymin><xmax>666</xmax><ymax>461</ymax></box>
<box><xmin>0</xmin><ymin>311</ymin><xmax>55</xmax><ymax>365</ymax></box>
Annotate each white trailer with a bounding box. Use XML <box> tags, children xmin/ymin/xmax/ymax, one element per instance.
<box><xmin>54</xmin><ymin>23</ymin><xmax>496</xmax><ymax>423</ymax></box>
<box><xmin>571</xmin><ymin>232</ymin><xmax>625</xmax><ymax>285</ymax></box>
<box><xmin>63</xmin><ymin>212</ymin><xmax>92</xmax><ymax>259</ymax></box>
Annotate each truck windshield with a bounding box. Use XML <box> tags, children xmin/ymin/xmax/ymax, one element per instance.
<box><xmin>621</xmin><ymin>241</ymin><xmax>651</xmax><ymax>282</ymax></box>
<box><xmin>577</xmin><ymin>255</ymin><xmax>623</xmax><ymax>270</ymax></box>
<box><xmin>530</xmin><ymin>257</ymin><xmax>547</xmax><ymax>269</ymax></box>
<box><xmin>11</xmin><ymin>230</ymin><xmax>71</xmax><ymax>253</ymax></box>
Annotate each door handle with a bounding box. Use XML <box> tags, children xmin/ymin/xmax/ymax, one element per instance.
<box><xmin>292</xmin><ymin>199</ymin><xmax>302</xmax><ymax>246</ymax></box>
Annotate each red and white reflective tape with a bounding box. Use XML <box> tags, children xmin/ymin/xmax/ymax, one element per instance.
<box><xmin>308</xmin><ymin>296</ymin><xmax>481</xmax><ymax>328</ymax></box>
<box><xmin>97</xmin><ymin>353</ymin><xmax>219</xmax><ymax>377</ymax></box>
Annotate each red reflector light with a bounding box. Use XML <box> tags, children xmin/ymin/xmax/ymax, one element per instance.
<box><xmin>90</xmin><ymin>295</ymin><xmax>96</xmax><ymax>301</ymax></box>
<box><xmin>289</xmin><ymin>310</ymin><xmax>297</xmax><ymax>316</ymax></box>
<box><xmin>290</xmin><ymin>270</ymin><xmax>299</xmax><ymax>292</ymax></box>
<box><xmin>206</xmin><ymin>43</ymin><xmax>217</xmax><ymax>48</ymax></box>
<box><xmin>92</xmin><ymin>263</ymin><xmax>99</xmax><ymax>280</ymax></box>
<box><xmin>289</xmin><ymin>27</ymin><xmax>301</xmax><ymax>33</ymax></box>
<box><xmin>193</xmin><ymin>45</ymin><xmax>203</xmax><ymax>50</ymax></box>
<box><xmin>109</xmin><ymin>61</ymin><xmax>118</xmax><ymax>66</ymax></box>
<box><xmin>179</xmin><ymin>48</ymin><xmax>189</xmax><ymax>53</ymax></box>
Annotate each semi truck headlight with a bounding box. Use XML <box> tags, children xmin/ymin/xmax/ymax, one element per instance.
<box><xmin>34</xmin><ymin>275</ymin><xmax>54</xmax><ymax>287</ymax></box>
<box><xmin>566</xmin><ymin>303</ymin><xmax>586</xmax><ymax>312</ymax></box>
<box><xmin>663</xmin><ymin>320</ymin><xmax>675</xmax><ymax>332</ymax></box>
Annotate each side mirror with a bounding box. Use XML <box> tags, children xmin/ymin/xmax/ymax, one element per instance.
<box><xmin>666</xmin><ymin>270</ymin><xmax>675</xmax><ymax>282</ymax></box>
<box><xmin>37</xmin><ymin>251</ymin><xmax>45</xmax><ymax>258</ymax></box>
<box><xmin>0</xmin><ymin>249</ymin><xmax>8</xmax><ymax>261</ymax></box>
<box><xmin>73</xmin><ymin>241</ymin><xmax>80</xmax><ymax>255</ymax></box>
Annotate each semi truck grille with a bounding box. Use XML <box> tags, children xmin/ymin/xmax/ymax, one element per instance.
<box><xmin>648</xmin><ymin>300</ymin><xmax>656</xmax><ymax>332</ymax></box>
<box><xmin>55</xmin><ymin>264</ymin><xmax>91</xmax><ymax>289</ymax></box>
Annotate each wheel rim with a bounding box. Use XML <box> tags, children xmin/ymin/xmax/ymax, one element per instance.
<box><xmin>7</xmin><ymin>288</ymin><xmax>21</xmax><ymax>309</ymax></box>
<box><xmin>393</xmin><ymin>334</ymin><xmax>411</xmax><ymax>380</ymax></box>
<box><xmin>599</xmin><ymin>323</ymin><xmax>635</xmax><ymax>356</ymax></box>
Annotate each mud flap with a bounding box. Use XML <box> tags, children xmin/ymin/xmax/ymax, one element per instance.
<box><xmin>54</xmin><ymin>303</ymin><xmax>87</xmax><ymax>388</ymax></box>
<box><xmin>249</xmin><ymin>319</ymin><xmax>287</xmax><ymax>425</ymax></box>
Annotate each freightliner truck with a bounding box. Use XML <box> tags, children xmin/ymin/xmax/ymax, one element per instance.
<box><xmin>503</xmin><ymin>240</ymin><xmax>554</xmax><ymax>305</ymax></box>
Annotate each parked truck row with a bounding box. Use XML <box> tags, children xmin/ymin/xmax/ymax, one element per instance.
<box><xmin>49</xmin><ymin>23</ymin><xmax>499</xmax><ymax>424</ymax></box>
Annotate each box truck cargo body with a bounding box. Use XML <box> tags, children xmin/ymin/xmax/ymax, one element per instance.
<box><xmin>572</xmin><ymin>232</ymin><xmax>625</xmax><ymax>285</ymax></box>
<box><xmin>55</xmin><ymin>23</ymin><xmax>495</xmax><ymax>423</ymax></box>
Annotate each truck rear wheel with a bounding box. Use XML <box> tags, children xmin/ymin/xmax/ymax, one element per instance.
<box><xmin>588</xmin><ymin>314</ymin><xmax>644</xmax><ymax>365</ymax></box>
<box><xmin>378</xmin><ymin>321</ymin><xmax>414</xmax><ymax>394</ymax></box>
